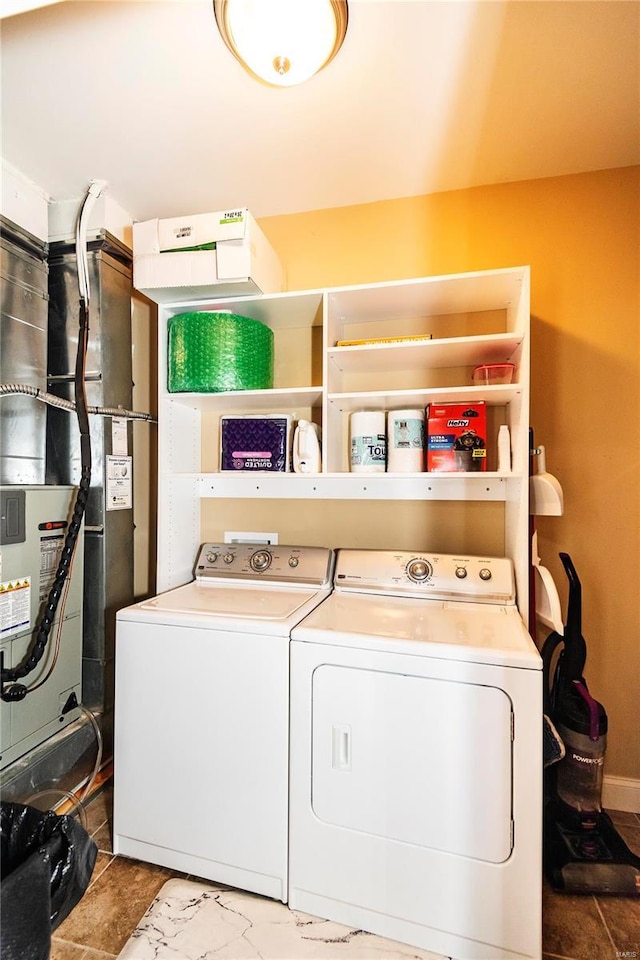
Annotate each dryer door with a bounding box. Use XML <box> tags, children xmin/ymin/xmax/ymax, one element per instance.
<box><xmin>311</xmin><ymin>664</ymin><xmax>513</xmax><ymax>863</ymax></box>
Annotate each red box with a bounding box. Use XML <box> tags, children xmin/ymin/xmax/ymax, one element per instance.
<box><xmin>426</xmin><ymin>402</ymin><xmax>487</xmax><ymax>472</ymax></box>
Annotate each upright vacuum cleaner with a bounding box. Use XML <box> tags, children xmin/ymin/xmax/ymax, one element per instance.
<box><xmin>542</xmin><ymin>553</ymin><xmax>640</xmax><ymax>895</ymax></box>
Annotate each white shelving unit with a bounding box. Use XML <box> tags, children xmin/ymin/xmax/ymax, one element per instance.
<box><xmin>151</xmin><ymin>267</ymin><xmax>530</xmax><ymax>616</ymax></box>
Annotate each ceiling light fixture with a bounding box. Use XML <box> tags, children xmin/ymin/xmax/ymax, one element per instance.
<box><xmin>213</xmin><ymin>0</ymin><xmax>348</xmax><ymax>88</ymax></box>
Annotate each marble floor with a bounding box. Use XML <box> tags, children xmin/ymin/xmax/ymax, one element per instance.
<box><xmin>51</xmin><ymin>784</ymin><xmax>640</xmax><ymax>960</ymax></box>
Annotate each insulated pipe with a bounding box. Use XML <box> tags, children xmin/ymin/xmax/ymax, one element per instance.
<box><xmin>0</xmin><ymin>383</ymin><xmax>156</xmax><ymax>422</ymax></box>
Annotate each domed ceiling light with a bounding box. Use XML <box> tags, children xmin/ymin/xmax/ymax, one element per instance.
<box><xmin>213</xmin><ymin>0</ymin><xmax>349</xmax><ymax>87</ymax></box>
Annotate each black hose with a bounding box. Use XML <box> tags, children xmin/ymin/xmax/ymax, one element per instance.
<box><xmin>1</xmin><ymin>298</ymin><xmax>92</xmax><ymax>697</ymax></box>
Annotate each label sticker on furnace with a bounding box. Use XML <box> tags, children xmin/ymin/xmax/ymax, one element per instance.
<box><xmin>0</xmin><ymin>577</ymin><xmax>31</xmax><ymax>638</ymax></box>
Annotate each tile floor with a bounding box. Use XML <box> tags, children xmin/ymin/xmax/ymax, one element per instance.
<box><xmin>51</xmin><ymin>784</ymin><xmax>640</xmax><ymax>960</ymax></box>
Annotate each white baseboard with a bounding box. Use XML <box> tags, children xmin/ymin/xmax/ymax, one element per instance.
<box><xmin>602</xmin><ymin>775</ymin><xmax>640</xmax><ymax>813</ymax></box>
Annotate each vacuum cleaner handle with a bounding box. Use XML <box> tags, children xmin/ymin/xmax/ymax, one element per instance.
<box><xmin>559</xmin><ymin>552</ymin><xmax>581</xmax><ymax>637</ymax></box>
<box><xmin>559</xmin><ymin>552</ymin><xmax>587</xmax><ymax>681</ymax></box>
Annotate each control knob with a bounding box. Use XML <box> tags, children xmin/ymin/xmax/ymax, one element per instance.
<box><xmin>223</xmin><ymin>553</ymin><xmax>234</xmax><ymax>564</ymax></box>
<box><xmin>205</xmin><ymin>551</ymin><xmax>218</xmax><ymax>564</ymax></box>
<box><xmin>479</xmin><ymin>567</ymin><xmax>492</xmax><ymax>581</ymax></box>
<box><xmin>407</xmin><ymin>558</ymin><xmax>432</xmax><ymax>582</ymax></box>
<box><xmin>250</xmin><ymin>549</ymin><xmax>272</xmax><ymax>572</ymax></box>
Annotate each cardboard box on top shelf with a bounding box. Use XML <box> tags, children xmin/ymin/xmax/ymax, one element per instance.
<box><xmin>132</xmin><ymin>208</ymin><xmax>285</xmax><ymax>303</ymax></box>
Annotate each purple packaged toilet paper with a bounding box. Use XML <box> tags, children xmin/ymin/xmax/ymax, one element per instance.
<box><xmin>220</xmin><ymin>416</ymin><xmax>292</xmax><ymax>471</ymax></box>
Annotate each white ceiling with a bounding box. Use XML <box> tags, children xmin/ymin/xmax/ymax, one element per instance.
<box><xmin>1</xmin><ymin>0</ymin><xmax>638</xmax><ymax>221</ymax></box>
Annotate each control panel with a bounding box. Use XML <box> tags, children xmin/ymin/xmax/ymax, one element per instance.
<box><xmin>333</xmin><ymin>550</ymin><xmax>516</xmax><ymax>604</ymax></box>
<box><xmin>194</xmin><ymin>543</ymin><xmax>334</xmax><ymax>587</ymax></box>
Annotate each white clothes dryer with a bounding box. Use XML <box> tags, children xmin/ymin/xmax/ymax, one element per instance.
<box><xmin>113</xmin><ymin>542</ymin><xmax>334</xmax><ymax>902</ymax></box>
<box><xmin>289</xmin><ymin>549</ymin><xmax>542</xmax><ymax>960</ymax></box>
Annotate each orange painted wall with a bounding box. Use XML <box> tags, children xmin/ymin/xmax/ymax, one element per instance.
<box><xmin>259</xmin><ymin>166</ymin><xmax>640</xmax><ymax>782</ymax></box>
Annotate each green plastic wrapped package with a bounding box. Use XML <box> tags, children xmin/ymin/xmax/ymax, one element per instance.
<box><xmin>168</xmin><ymin>311</ymin><xmax>274</xmax><ymax>393</ymax></box>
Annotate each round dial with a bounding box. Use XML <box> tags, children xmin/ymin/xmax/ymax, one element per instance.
<box><xmin>223</xmin><ymin>553</ymin><xmax>234</xmax><ymax>564</ymax></box>
<box><xmin>250</xmin><ymin>549</ymin><xmax>273</xmax><ymax>572</ymax></box>
<box><xmin>479</xmin><ymin>567</ymin><xmax>492</xmax><ymax>581</ymax></box>
<box><xmin>206</xmin><ymin>551</ymin><xmax>218</xmax><ymax>564</ymax></box>
<box><xmin>288</xmin><ymin>556</ymin><xmax>299</xmax><ymax>568</ymax></box>
<box><xmin>406</xmin><ymin>558</ymin><xmax>432</xmax><ymax>582</ymax></box>
<box><xmin>455</xmin><ymin>566</ymin><xmax>467</xmax><ymax>579</ymax></box>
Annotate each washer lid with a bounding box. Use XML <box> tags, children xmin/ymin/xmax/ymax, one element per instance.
<box><xmin>119</xmin><ymin>580</ymin><xmax>330</xmax><ymax>635</ymax></box>
<box><xmin>291</xmin><ymin>591</ymin><xmax>542</xmax><ymax>669</ymax></box>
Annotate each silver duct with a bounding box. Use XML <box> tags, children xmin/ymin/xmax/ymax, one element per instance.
<box><xmin>46</xmin><ymin>230</ymin><xmax>138</xmax><ymax>743</ymax></box>
<box><xmin>0</xmin><ymin>217</ymin><xmax>49</xmax><ymax>483</ymax></box>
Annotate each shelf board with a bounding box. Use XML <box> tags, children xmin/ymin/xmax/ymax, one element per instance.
<box><xmin>327</xmin><ymin>333</ymin><xmax>523</xmax><ymax>374</ymax></box>
<box><xmin>327</xmin><ymin>384</ymin><xmax>521</xmax><ymax>412</ymax></box>
<box><xmin>180</xmin><ymin>472</ymin><xmax>520</xmax><ymax>501</ymax></box>
<box><xmin>162</xmin><ymin>290</ymin><xmax>324</xmax><ymax>329</ymax></box>
<box><xmin>164</xmin><ymin>383</ymin><xmax>521</xmax><ymax>413</ymax></box>
<box><xmin>326</xmin><ymin>268</ymin><xmax>527</xmax><ymax>323</ymax></box>
<box><xmin>163</xmin><ymin>386</ymin><xmax>323</xmax><ymax>412</ymax></box>
<box><xmin>137</xmin><ymin>277</ymin><xmax>263</xmax><ymax>305</ymax></box>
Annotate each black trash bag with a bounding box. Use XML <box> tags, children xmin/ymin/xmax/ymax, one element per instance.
<box><xmin>1</xmin><ymin>801</ymin><xmax>98</xmax><ymax>960</ymax></box>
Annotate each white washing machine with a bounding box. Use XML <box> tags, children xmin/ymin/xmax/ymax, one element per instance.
<box><xmin>113</xmin><ymin>542</ymin><xmax>334</xmax><ymax>902</ymax></box>
<box><xmin>289</xmin><ymin>549</ymin><xmax>542</xmax><ymax>960</ymax></box>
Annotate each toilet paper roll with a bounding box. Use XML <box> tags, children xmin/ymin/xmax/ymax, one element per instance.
<box><xmin>386</xmin><ymin>409</ymin><xmax>425</xmax><ymax>473</ymax></box>
<box><xmin>350</xmin><ymin>411</ymin><xmax>386</xmax><ymax>473</ymax></box>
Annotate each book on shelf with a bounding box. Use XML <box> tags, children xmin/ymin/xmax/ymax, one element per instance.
<box><xmin>336</xmin><ymin>333</ymin><xmax>433</xmax><ymax>347</ymax></box>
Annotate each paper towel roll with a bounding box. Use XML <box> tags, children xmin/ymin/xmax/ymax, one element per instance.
<box><xmin>350</xmin><ymin>411</ymin><xmax>386</xmax><ymax>473</ymax></box>
<box><xmin>386</xmin><ymin>409</ymin><xmax>425</xmax><ymax>473</ymax></box>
